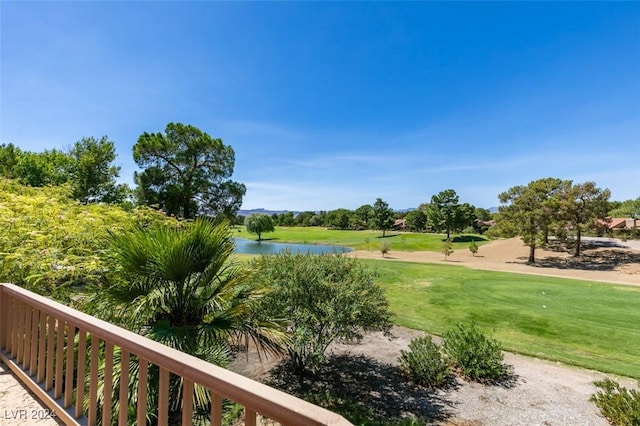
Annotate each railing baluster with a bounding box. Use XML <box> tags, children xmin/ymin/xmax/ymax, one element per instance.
<box><xmin>118</xmin><ymin>349</ymin><xmax>130</xmax><ymax>426</ymax></box>
<box><xmin>245</xmin><ymin>408</ymin><xmax>257</xmax><ymax>426</ymax></box>
<box><xmin>22</xmin><ymin>303</ymin><xmax>32</xmax><ymax>369</ymax></box>
<box><xmin>75</xmin><ymin>329</ymin><xmax>87</xmax><ymax>419</ymax></box>
<box><xmin>37</xmin><ymin>310</ymin><xmax>46</xmax><ymax>382</ymax></box>
<box><xmin>5</xmin><ymin>295</ymin><xmax>14</xmax><ymax>353</ymax></box>
<box><xmin>45</xmin><ymin>314</ymin><xmax>55</xmax><ymax>390</ymax></box>
<box><xmin>54</xmin><ymin>319</ymin><xmax>65</xmax><ymax>399</ymax></box>
<box><xmin>211</xmin><ymin>392</ymin><xmax>222</xmax><ymax>426</ymax></box>
<box><xmin>64</xmin><ymin>323</ymin><xmax>75</xmax><ymax>408</ymax></box>
<box><xmin>88</xmin><ymin>335</ymin><xmax>99</xmax><ymax>425</ymax></box>
<box><xmin>136</xmin><ymin>357</ymin><xmax>148</xmax><ymax>426</ymax></box>
<box><xmin>158</xmin><ymin>367</ymin><xmax>169</xmax><ymax>426</ymax></box>
<box><xmin>0</xmin><ymin>289</ymin><xmax>6</xmax><ymax>351</ymax></box>
<box><xmin>16</xmin><ymin>300</ymin><xmax>24</xmax><ymax>362</ymax></box>
<box><xmin>11</xmin><ymin>297</ymin><xmax>18</xmax><ymax>357</ymax></box>
<box><xmin>182</xmin><ymin>379</ymin><xmax>194</xmax><ymax>426</ymax></box>
<box><xmin>102</xmin><ymin>342</ymin><xmax>114</xmax><ymax>426</ymax></box>
<box><xmin>0</xmin><ymin>284</ymin><xmax>353</xmax><ymax>426</ymax></box>
<box><xmin>29</xmin><ymin>307</ymin><xmax>39</xmax><ymax>375</ymax></box>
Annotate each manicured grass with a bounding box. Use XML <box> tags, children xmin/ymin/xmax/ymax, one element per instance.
<box><xmin>359</xmin><ymin>259</ymin><xmax>640</xmax><ymax>379</ymax></box>
<box><xmin>233</xmin><ymin>226</ymin><xmax>487</xmax><ymax>251</ymax></box>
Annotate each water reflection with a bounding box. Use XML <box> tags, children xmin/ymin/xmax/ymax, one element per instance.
<box><xmin>234</xmin><ymin>238</ymin><xmax>351</xmax><ymax>255</ymax></box>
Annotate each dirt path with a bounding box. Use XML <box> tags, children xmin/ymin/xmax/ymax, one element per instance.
<box><xmin>348</xmin><ymin>237</ymin><xmax>640</xmax><ymax>286</ymax></box>
<box><xmin>230</xmin><ymin>325</ymin><xmax>638</xmax><ymax>425</ymax></box>
<box><xmin>332</xmin><ymin>327</ymin><xmax>638</xmax><ymax>425</ymax></box>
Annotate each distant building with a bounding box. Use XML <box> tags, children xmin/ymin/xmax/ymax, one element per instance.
<box><xmin>393</xmin><ymin>219</ymin><xmax>407</xmax><ymax>230</ymax></box>
<box><xmin>598</xmin><ymin>218</ymin><xmax>633</xmax><ymax>230</ymax></box>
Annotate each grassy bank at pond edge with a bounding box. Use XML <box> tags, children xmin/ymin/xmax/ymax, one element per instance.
<box><xmin>233</xmin><ymin>226</ymin><xmax>488</xmax><ymax>251</ymax></box>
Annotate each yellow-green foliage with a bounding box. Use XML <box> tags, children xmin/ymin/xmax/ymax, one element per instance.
<box><xmin>0</xmin><ymin>179</ymin><xmax>176</xmax><ymax>297</ymax></box>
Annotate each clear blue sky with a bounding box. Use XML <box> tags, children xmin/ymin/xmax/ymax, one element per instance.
<box><xmin>2</xmin><ymin>2</ymin><xmax>639</xmax><ymax>211</ymax></box>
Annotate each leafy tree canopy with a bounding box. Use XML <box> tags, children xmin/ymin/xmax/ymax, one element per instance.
<box><xmin>69</xmin><ymin>136</ymin><xmax>128</xmax><ymax>204</ymax></box>
<box><xmin>1</xmin><ymin>138</ymin><xmax>128</xmax><ymax>204</ymax></box>
<box><xmin>372</xmin><ymin>198</ymin><xmax>395</xmax><ymax>237</ymax></box>
<box><xmin>609</xmin><ymin>197</ymin><xmax>640</xmax><ymax>219</ymax></box>
<box><xmin>558</xmin><ymin>181</ymin><xmax>611</xmax><ymax>256</ymax></box>
<box><xmin>497</xmin><ymin>177</ymin><xmax>563</xmax><ymax>263</ymax></box>
<box><xmin>405</xmin><ymin>209</ymin><xmax>427</xmax><ymax>232</ymax></box>
<box><xmin>245</xmin><ymin>213</ymin><xmax>275</xmax><ymax>241</ymax></box>
<box><xmin>354</xmin><ymin>204</ymin><xmax>375</xmax><ymax>228</ymax></box>
<box><xmin>133</xmin><ymin>122</ymin><xmax>246</xmax><ymax>220</ymax></box>
<box><xmin>249</xmin><ymin>252</ymin><xmax>392</xmax><ymax>386</ymax></box>
<box><xmin>429</xmin><ymin>189</ymin><xmax>460</xmax><ymax>240</ymax></box>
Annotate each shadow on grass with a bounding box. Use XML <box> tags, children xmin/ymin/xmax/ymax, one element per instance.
<box><xmin>375</xmin><ymin>233</ymin><xmax>401</xmax><ymax>239</ymax></box>
<box><xmin>266</xmin><ymin>354</ymin><xmax>453</xmax><ymax>425</ymax></box>
<box><xmin>451</xmin><ymin>235</ymin><xmax>490</xmax><ymax>243</ymax></box>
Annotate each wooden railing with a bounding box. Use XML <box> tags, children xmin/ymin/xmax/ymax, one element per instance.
<box><xmin>0</xmin><ymin>283</ymin><xmax>352</xmax><ymax>426</ymax></box>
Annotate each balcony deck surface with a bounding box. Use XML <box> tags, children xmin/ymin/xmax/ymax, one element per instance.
<box><xmin>0</xmin><ymin>361</ymin><xmax>61</xmax><ymax>425</ymax></box>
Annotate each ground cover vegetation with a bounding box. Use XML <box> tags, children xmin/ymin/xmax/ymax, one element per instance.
<box><xmin>590</xmin><ymin>379</ymin><xmax>640</xmax><ymax>426</ymax></box>
<box><xmin>399</xmin><ymin>323</ymin><xmax>506</xmax><ymax>388</ymax></box>
<box><xmin>0</xmin><ymin>179</ymin><xmax>174</xmax><ymax>299</ymax></box>
<box><xmin>442</xmin><ymin>323</ymin><xmax>506</xmax><ymax>383</ymax></box>
<box><xmin>364</xmin><ymin>259</ymin><xmax>640</xmax><ymax>378</ymax></box>
<box><xmin>399</xmin><ymin>335</ymin><xmax>451</xmax><ymax>388</ymax></box>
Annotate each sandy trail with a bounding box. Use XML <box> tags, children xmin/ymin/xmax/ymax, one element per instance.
<box><xmin>348</xmin><ymin>237</ymin><xmax>640</xmax><ymax>286</ymax></box>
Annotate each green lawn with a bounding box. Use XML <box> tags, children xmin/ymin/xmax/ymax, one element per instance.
<box><xmin>359</xmin><ymin>259</ymin><xmax>640</xmax><ymax>378</ymax></box>
<box><xmin>233</xmin><ymin>226</ymin><xmax>487</xmax><ymax>251</ymax></box>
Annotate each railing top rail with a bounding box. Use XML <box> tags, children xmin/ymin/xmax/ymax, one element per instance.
<box><xmin>0</xmin><ymin>283</ymin><xmax>352</xmax><ymax>426</ymax></box>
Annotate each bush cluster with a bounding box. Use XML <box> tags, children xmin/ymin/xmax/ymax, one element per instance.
<box><xmin>590</xmin><ymin>379</ymin><xmax>640</xmax><ymax>426</ymax></box>
<box><xmin>442</xmin><ymin>323</ymin><xmax>505</xmax><ymax>382</ymax></box>
<box><xmin>400</xmin><ymin>323</ymin><xmax>506</xmax><ymax>388</ymax></box>
<box><xmin>399</xmin><ymin>336</ymin><xmax>450</xmax><ymax>388</ymax></box>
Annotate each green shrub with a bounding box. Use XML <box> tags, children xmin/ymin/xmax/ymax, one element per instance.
<box><xmin>591</xmin><ymin>379</ymin><xmax>640</xmax><ymax>426</ymax></box>
<box><xmin>381</xmin><ymin>241</ymin><xmax>391</xmax><ymax>257</ymax></box>
<box><xmin>442</xmin><ymin>239</ymin><xmax>453</xmax><ymax>259</ymax></box>
<box><xmin>469</xmin><ymin>240</ymin><xmax>479</xmax><ymax>256</ymax></box>
<box><xmin>442</xmin><ymin>323</ymin><xmax>505</xmax><ymax>382</ymax></box>
<box><xmin>399</xmin><ymin>336</ymin><xmax>450</xmax><ymax>388</ymax></box>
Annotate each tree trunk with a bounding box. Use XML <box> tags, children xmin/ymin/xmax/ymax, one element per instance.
<box><xmin>382</xmin><ymin>229</ymin><xmax>386</xmax><ymax>238</ymax></box>
<box><xmin>183</xmin><ymin>194</ymin><xmax>191</xmax><ymax>219</ymax></box>
<box><xmin>446</xmin><ymin>228</ymin><xmax>451</xmax><ymax>240</ymax></box>
<box><xmin>257</xmin><ymin>232</ymin><xmax>262</xmax><ymax>242</ymax></box>
<box><xmin>527</xmin><ymin>244</ymin><xmax>536</xmax><ymax>264</ymax></box>
<box><xmin>574</xmin><ymin>227</ymin><xmax>581</xmax><ymax>256</ymax></box>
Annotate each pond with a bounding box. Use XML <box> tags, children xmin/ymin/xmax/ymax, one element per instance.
<box><xmin>234</xmin><ymin>238</ymin><xmax>352</xmax><ymax>255</ymax></box>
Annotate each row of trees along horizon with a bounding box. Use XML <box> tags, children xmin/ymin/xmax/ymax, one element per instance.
<box><xmin>1</xmin><ymin>122</ymin><xmax>638</xmax><ymax>255</ymax></box>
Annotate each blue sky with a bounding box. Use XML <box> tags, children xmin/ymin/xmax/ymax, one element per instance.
<box><xmin>1</xmin><ymin>2</ymin><xmax>639</xmax><ymax>211</ymax></box>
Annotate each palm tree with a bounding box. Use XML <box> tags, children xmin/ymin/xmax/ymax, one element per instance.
<box><xmin>82</xmin><ymin>218</ymin><xmax>284</xmax><ymax>423</ymax></box>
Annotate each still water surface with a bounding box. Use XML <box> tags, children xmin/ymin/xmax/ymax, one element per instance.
<box><xmin>234</xmin><ymin>238</ymin><xmax>351</xmax><ymax>255</ymax></box>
